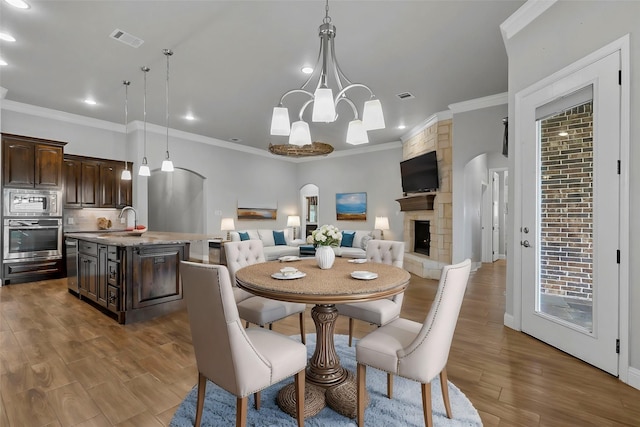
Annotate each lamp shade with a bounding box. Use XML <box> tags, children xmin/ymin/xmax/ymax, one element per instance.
<box><xmin>120</xmin><ymin>169</ymin><xmax>132</xmax><ymax>181</ymax></box>
<box><xmin>312</xmin><ymin>87</ymin><xmax>336</xmax><ymax>122</ymax></box>
<box><xmin>138</xmin><ymin>164</ymin><xmax>150</xmax><ymax>177</ymax></box>
<box><xmin>161</xmin><ymin>159</ymin><xmax>174</xmax><ymax>172</ymax></box>
<box><xmin>220</xmin><ymin>217</ymin><xmax>235</xmax><ymax>231</ymax></box>
<box><xmin>287</xmin><ymin>215</ymin><xmax>301</xmax><ymax>227</ymax></box>
<box><xmin>362</xmin><ymin>99</ymin><xmax>385</xmax><ymax>130</ymax></box>
<box><xmin>346</xmin><ymin>119</ymin><xmax>369</xmax><ymax>145</ymax></box>
<box><xmin>374</xmin><ymin>216</ymin><xmax>390</xmax><ymax>230</ymax></box>
<box><xmin>289</xmin><ymin>121</ymin><xmax>312</xmax><ymax>146</ymax></box>
<box><xmin>270</xmin><ymin>106</ymin><xmax>291</xmax><ymax>136</ymax></box>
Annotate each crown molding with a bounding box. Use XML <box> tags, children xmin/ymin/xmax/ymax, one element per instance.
<box><xmin>3</xmin><ymin>99</ymin><xmax>403</xmax><ymax>162</ymax></box>
<box><xmin>448</xmin><ymin>92</ymin><xmax>508</xmax><ymax>114</ymax></box>
<box><xmin>401</xmin><ymin>110</ymin><xmax>452</xmax><ymax>143</ymax></box>
<box><xmin>500</xmin><ymin>0</ymin><xmax>557</xmax><ymax>43</ymax></box>
<box><xmin>1</xmin><ymin>99</ymin><xmax>123</xmax><ymax>132</ymax></box>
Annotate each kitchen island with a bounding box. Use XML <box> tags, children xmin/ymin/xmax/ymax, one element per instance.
<box><xmin>67</xmin><ymin>231</ymin><xmax>215</xmax><ymax>324</ymax></box>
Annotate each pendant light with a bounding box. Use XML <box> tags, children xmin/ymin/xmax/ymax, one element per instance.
<box><xmin>120</xmin><ymin>80</ymin><xmax>132</xmax><ymax>181</ymax></box>
<box><xmin>138</xmin><ymin>66</ymin><xmax>151</xmax><ymax>177</ymax></box>
<box><xmin>161</xmin><ymin>48</ymin><xmax>174</xmax><ymax>172</ymax></box>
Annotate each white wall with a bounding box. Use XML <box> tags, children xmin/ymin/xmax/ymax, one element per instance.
<box><xmin>463</xmin><ymin>154</ymin><xmax>487</xmax><ymax>265</ymax></box>
<box><xmin>504</xmin><ymin>1</ymin><xmax>639</xmax><ymax>382</ymax></box>
<box><xmin>451</xmin><ymin>103</ymin><xmax>508</xmax><ymax>263</ymax></box>
<box><xmin>296</xmin><ymin>145</ymin><xmax>404</xmax><ymax>241</ymax></box>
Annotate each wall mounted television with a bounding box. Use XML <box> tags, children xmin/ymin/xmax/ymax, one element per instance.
<box><xmin>400</xmin><ymin>150</ymin><xmax>439</xmax><ymax>194</ymax></box>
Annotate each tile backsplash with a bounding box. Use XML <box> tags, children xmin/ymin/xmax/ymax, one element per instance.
<box><xmin>63</xmin><ymin>208</ymin><xmax>131</xmax><ymax>233</ymax></box>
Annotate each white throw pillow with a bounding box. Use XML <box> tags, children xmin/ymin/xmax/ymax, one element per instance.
<box><xmin>258</xmin><ymin>229</ymin><xmax>275</xmax><ymax>246</ymax></box>
<box><xmin>360</xmin><ymin>234</ymin><xmax>373</xmax><ymax>250</ymax></box>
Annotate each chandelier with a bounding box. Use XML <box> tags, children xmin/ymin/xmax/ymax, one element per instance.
<box><xmin>269</xmin><ymin>0</ymin><xmax>385</xmax><ymax>149</ymax></box>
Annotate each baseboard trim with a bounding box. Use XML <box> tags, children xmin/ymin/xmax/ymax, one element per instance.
<box><xmin>628</xmin><ymin>367</ymin><xmax>640</xmax><ymax>391</ymax></box>
<box><xmin>503</xmin><ymin>312</ymin><xmax>518</xmax><ymax>331</ymax></box>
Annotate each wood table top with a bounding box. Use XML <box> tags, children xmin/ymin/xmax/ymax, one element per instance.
<box><xmin>235</xmin><ymin>257</ymin><xmax>410</xmax><ymax>304</ymax></box>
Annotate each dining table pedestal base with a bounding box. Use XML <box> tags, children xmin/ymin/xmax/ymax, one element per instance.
<box><xmin>307</xmin><ymin>304</ymin><xmax>348</xmax><ymax>387</ymax></box>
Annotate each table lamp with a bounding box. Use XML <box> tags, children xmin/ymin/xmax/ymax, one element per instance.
<box><xmin>220</xmin><ymin>217</ymin><xmax>235</xmax><ymax>240</ymax></box>
<box><xmin>287</xmin><ymin>215</ymin><xmax>301</xmax><ymax>239</ymax></box>
<box><xmin>374</xmin><ymin>216</ymin><xmax>390</xmax><ymax>240</ymax></box>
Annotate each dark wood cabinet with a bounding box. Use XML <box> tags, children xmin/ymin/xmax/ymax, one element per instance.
<box><xmin>2</xmin><ymin>134</ymin><xmax>65</xmax><ymax>189</ymax></box>
<box><xmin>99</xmin><ymin>164</ymin><xmax>116</xmax><ymax>207</ymax></box>
<box><xmin>63</xmin><ymin>158</ymin><xmax>82</xmax><ymax>207</ymax></box>
<box><xmin>73</xmin><ymin>237</ymin><xmax>188</xmax><ymax>324</ymax></box>
<box><xmin>78</xmin><ymin>241</ymin><xmax>121</xmax><ymax>313</ymax></box>
<box><xmin>80</xmin><ymin>162</ymin><xmax>100</xmax><ymax>207</ymax></box>
<box><xmin>79</xmin><ymin>252</ymin><xmax>98</xmax><ymax>301</ymax></box>
<box><xmin>97</xmin><ymin>244</ymin><xmax>108</xmax><ymax>307</ymax></box>
<box><xmin>64</xmin><ymin>155</ymin><xmax>132</xmax><ymax>208</ymax></box>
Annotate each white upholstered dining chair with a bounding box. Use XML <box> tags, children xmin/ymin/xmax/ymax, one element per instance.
<box><xmin>335</xmin><ymin>240</ymin><xmax>405</xmax><ymax>346</ymax></box>
<box><xmin>225</xmin><ymin>240</ymin><xmax>306</xmax><ymax>343</ymax></box>
<box><xmin>180</xmin><ymin>261</ymin><xmax>306</xmax><ymax>427</ymax></box>
<box><xmin>355</xmin><ymin>258</ymin><xmax>471</xmax><ymax>427</ymax></box>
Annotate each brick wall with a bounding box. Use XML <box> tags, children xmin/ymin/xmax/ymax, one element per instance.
<box><xmin>539</xmin><ymin>102</ymin><xmax>593</xmax><ymax>300</ymax></box>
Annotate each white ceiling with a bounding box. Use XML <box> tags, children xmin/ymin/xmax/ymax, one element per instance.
<box><xmin>0</xmin><ymin>0</ymin><xmax>524</xmax><ymax>153</ymax></box>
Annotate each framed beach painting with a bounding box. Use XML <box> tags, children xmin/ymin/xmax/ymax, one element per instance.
<box><xmin>336</xmin><ymin>192</ymin><xmax>367</xmax><ymax>221</ymax></box>
<box><xmin>237</xmin><ymin>207</ymin><xmax>277</xmax><ymax>220</ymax></box>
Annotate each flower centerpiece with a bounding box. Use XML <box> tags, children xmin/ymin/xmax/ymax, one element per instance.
<box><xmin>310</xmin><ymin>224</ymin><xmax>340</xmax><ymax>269</ymax></box>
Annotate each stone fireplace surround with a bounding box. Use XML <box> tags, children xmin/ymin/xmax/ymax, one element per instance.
<box><xmin>399</xmin><ymin>118</ymin><xmax>452</xmax><ymax>280</ymax></box>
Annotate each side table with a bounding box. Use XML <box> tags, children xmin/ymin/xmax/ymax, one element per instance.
<box><xmin>208</xmin><ymin>239</ymin><xmax>229</xmax><ymax>265</ymax></box>
<box><xmin>299</xmin><ymin>245</ymin><xmax>316</xmax><ymax>257</ymax></box>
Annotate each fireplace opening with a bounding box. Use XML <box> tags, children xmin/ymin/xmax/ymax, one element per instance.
<box><xmin>414</xmin><ymin>221</ymin><xmax>431</xmax><ymax>256</ymax></box>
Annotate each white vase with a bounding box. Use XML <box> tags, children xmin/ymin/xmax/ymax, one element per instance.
<box><xmin>315</xmin><ymin>246</ymin><xmax>335</xmax><ymax>270</ymax></box>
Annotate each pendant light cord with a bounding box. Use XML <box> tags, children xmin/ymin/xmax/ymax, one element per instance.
<box><xmin>142</xmin><ymin>66</ymin><xmax>149</xmax><ymax>164</ymax></box>
<box><xmin>123</xmin><ymin>80</ymin><xmax>130</xmax><ymax>172</ymax></box>
<box><xmin>164</xmin><ymin>49</ymin><xmax>173</xmax><ymax>160</ymax></box>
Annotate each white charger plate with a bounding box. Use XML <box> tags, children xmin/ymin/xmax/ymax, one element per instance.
<box><xmin>351</xmin><ymin>271</ymin><xmax>378</xmax><ymax>280</ymax></box>
<box><xmin>279</xmin><ymin>256</ymin><xmax>301</xmax><ymax>262</ymax></box>
<box><xmin>271</xmin><ymin>271</ymin><xmax>307</xmax><ymax>280</ymax></box>
<box><xmin>348</xmin><ymin>259</ymin><xmax>367</xmax><ymax>264</ymax></box>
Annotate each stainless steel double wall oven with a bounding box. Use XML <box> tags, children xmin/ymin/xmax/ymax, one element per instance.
<box><xmin>2</xmin><ymin>188</ymin><xmax>63</xmax><ymax>283</ymax></box>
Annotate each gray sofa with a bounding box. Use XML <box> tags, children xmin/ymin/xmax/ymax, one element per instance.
<box><xmin>229</xmin><ymin>228</ymin><xmax>302</xmax><ymax>261</ymax></box>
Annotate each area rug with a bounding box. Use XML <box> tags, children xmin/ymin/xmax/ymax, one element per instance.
<box><xmin>170</xmin><ymin>334</ymin><xmax>482</xmax><ymax>426</ymax></box>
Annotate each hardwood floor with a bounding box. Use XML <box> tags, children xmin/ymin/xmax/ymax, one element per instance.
<box><xmin>1</xmin><ymin>260</ymin><xmax>639</xmax><ymax>426</ymax></box>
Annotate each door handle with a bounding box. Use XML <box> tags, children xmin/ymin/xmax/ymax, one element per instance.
<box><xmin>521</xmin><ymin>240</ymin><xmax>531</xmax><ymax>248</ymax></box>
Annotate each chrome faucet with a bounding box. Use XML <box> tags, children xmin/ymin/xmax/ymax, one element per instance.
<box><xmin>118</xmin><ymin>206</ymin><xmax>137</xmax><ymax>228</ymax></box>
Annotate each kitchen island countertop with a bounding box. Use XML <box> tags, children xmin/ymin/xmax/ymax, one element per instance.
<box><xmin>66</xmin><ymin>231</ymin><xmax>216</xmax><ymax>247</ymax></box>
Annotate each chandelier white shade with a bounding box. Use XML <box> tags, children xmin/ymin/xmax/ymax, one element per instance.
<box><xmin>289</xmin><ymin>121</ymin><xmax>312</xmax><ymax>146</ymax></box>
<box><xmin>270</xmin><ymin>107</ymin><xmax>291</xmax><ymax>136</ymax></box>
<box><xmin>269</xmin><ymin>0</ymin><xmax>384</xmax><ymax>147</ymax></box>
<box><xmin>346</xmin><ymin>119</ymin><xmax>368</xmax><ymax>145</ymax></box>
<box><xmin>362</xmin><ymin>99</ymin><xmax>385</xmax><ymax>130</ymax></box>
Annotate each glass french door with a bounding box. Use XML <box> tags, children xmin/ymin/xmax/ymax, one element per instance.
<box><xmin>520</xmin><ymin>51</ymin><xmax>620</xmax><ymax>375</ymax></box>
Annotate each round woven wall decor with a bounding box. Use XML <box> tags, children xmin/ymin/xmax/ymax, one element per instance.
<box><xmin>268</xmin><ymin>142</ymin><xmax>334</xmax><ymax>157</ymax></box>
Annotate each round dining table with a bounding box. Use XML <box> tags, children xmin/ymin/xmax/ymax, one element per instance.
<box><xmin>235</xmin><ymin>256</ymin><xmax>410</xmax><ymax>417</ymax></box>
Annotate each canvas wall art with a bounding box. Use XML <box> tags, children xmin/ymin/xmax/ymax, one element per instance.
<box><xmin>237</xmin><ymin>207</ymin><xmax>277</xmax><ymax>220</ymax></box>
<box><xmin>336</xmin><ymin>192</ymin><xmax>367</xmax><ymax>221</ymax></box>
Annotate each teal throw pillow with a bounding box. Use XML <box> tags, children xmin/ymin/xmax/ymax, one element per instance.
<box><xmin>239</xmin><ymin>231</ymin><xmax>250</xmax><ymax>241</ymax></box>
<box><xmin>273</xmin><ymin>230</ymin><xmax>287</xmax><ymax>246</ymax></box>
<box><xmin>341</xmin><ymin>231</ymin><xmax>356</xmax><ymax>247</ymax></box>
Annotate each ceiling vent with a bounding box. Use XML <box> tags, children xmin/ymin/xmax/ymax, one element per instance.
<box><xmin>396</xmin><ymin>92</ymin><xmax>415</xmax><ymax>100</ymax></box>
<box><xmin>110</xmin><ymin>29</ymin><xmax>144</xmax><ymax>48</ymax></box>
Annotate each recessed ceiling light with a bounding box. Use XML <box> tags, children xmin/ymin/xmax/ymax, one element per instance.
<box><xmin>4</xmin><ymin>0</ymin><xmax>30</xmax><ymax>9</ymax></box>
<box><xmin>0</xmin><ymin>32</ymin><xmax>16</xmax><ymax>42</ymax></box>
<box><xmin>301</xmin><ymin>66</ymin><xmax>313</xmax><ymax>74</ymax></box>
<box><xmin>397</xmin><ymin>125</ymin><xmax>406</xmax><ymax>130</ymax></box>
<box><xmin>83</xmin><ymin>98</ymin><xmax>97</xmax><ymax>105</ymax></box>
<box><xmin>558</xmin><ymin>131</ymin><xmax>568</xmax><ymax>136</ymax></box>
<box><xmin>0</xmin><ymin>58</ymin><xmax>7</xmax><ymax>66</ymax></box>
<box><xmin>185</xmin><ymin>114</ymin><xmax>195</xmax><ymax>121</ymax></box>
